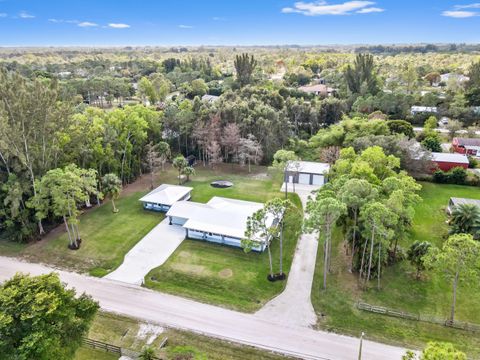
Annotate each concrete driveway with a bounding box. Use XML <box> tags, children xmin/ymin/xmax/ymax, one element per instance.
<box><xmin>104</xmin><ymin>218</ymin><xmax>185</xmax><ymax>285</ymax></box>
<box><xmin>256</xmin><ymin>184</ymin><xmax>319</xmax><ymax>327</ymax></box>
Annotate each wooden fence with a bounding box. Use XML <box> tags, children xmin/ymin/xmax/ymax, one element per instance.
<box><xmin>356</xmin><ymin>302</ymin><xmax>480</xmax><ymax>333</ymax></box>
<box><xmin>82</xmin><ymin>337</ymin><xmax>168</xmax><ymax>359</ymax></box>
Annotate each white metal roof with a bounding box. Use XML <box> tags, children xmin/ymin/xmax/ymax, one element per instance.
<box><xmin>431</xmin><ymin>152</ymin><xmax>469</xmax><ymax>164</ymax></box>
<box><xmin>167</xmin><ymin>196</ymin><xmax>272</xmax><ymax>240</ymax></box>
<box><xmin>286</xmin><ymin>161</ymin><xmax>330</xmax><ymax>175</ymax></box>
<box><xmin>139</xmin><ymin>184</ymin><xmax>193</xmax><ymax>206</ymax></box>
<box><xmin>411</xmin><ymin>106</ymin><xmax>437</xmax><ymax>113</ymax></box>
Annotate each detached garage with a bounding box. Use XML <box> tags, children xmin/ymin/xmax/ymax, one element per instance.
<box><xmin>285</xmin><ymin>161</ymin><xmax>330</xmax><ymax>187</ymax></box>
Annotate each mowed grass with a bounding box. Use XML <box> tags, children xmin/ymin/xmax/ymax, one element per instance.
<box><xmin>74</xmin><ymin>347</ymin><xmax>117</xmax><ymax>360</ymax></box>
<box><xmin>20</xmin><ymin>191</ymin><xmax>163</xmax><ymax>276</ymax></box>
<box><xmin>311</xmin><ymin>183</ymin><xmax>480</xmax><ymax>356</ymax></box>
<box><xmin>83</xmin><ymin>312</ymin><xmax>292</xmax><ymax>360</ymax></box>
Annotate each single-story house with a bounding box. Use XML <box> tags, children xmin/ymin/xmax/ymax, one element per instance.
<box><xmin>430</xmin><ymin>152</ymin><xmax>469</xmax><ymax>172</ymax></box>
<box><xmin>452</xmin><ymin>138</ymin><xmax>480</xmax><ymax>157</ymax></box>
<box><xmin>201</xmin><ymin>94</ymin><xmax>220</xmax><ymax>103</ymax></box>
<box><xmin>166</xmin><ymin>196</ymin><xmax>276</xmax><ymax>251</ymax></box>
<box><xmin>410</xmin><ymin>106</ymin><xmax>437</xmax><ymax>116</ymax></box>
<box><xmin>139</xmin><ymin>184</ymin><xmax>192</xmax><ymax>212</ymax></box>
<box><xmin>285</xmin><ymin>161</ymin><xmax>330</xmax><ymax>186</ymax></box>
<box><xmin>447</xmin><ymin>197</ymin><xmax>480</xmax><ymax>214</ymax></box>
<box><xmin>298</xmin><ymin>84</ymin><xmax>335</xmax><ymax>97</ymax></box>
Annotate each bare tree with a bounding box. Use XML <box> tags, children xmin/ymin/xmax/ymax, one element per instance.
<box><xmin>239</xmin><ymin>134</ymin><xmax>263</xmax><ymax>173</ymax></box>
<box><xmin>144</xmin><ymin>142</ymin><xmax>162</xmax><ymax>190</ymax></box>
<box><xmin>221</xmin><ymin>123</ymin><xmax>241</xmax><ymax>163</ymax></box>
<box><xmin>206</xmin><ymin>140</ymin><xmax>223</xmax><ymax>169</ymax></box>
<box><xmin>319</xmin><ymin>146</ymin><xmax>341</xmax><ymax>165</ymax></box>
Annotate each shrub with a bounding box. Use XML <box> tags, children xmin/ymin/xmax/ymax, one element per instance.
<box><xmin>468</xmin><ymin>156</ymin><xmax>479</xmax><ymax>169</ymax></box>
<box><xmin>432</xmin><ymin>167</ymin><xmax>467</xmax><ymax>185</ymax></box>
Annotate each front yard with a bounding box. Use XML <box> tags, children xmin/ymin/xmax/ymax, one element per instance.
<box><xmin>311</xmin><ymin>182</ymin><xmax>480</xmax><ymax>357</ymax></box>
<box><xmin>145</xmin><ymin>204</ymin><xmax>302</xmax><ymax>312</ymax></box>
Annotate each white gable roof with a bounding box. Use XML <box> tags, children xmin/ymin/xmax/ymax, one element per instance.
<box><xmin>139</xmin><ymin>184</ymin><xmax>192</xmax><ymax>206</ymax></box>
<box><xmin>431</xmin><ymin>152</ymin><xmax>469</xmax><ymax>164</ymax></box>
<box><xmin>287</xmin><ymin>161</ymin><xmax>330</xmax><ymax>175</ymax></box>
<box><xmin>167</xmin><ymin>196</ymin><xmax>269</xmax><ymax>239</ymax></box>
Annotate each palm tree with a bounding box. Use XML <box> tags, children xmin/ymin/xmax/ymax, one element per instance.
<box><xmin>449</xmin><ymin>203</ymin><xmax>480</xmax><ymax>238</ymax></box>
<box><xmin>101</xmin><ymin>173</ymin><xmax>122</xmax><ymax>213</ymax></box>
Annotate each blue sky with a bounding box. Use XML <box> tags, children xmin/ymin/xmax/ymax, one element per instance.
<box><xmin>0</xmin><ymin>0</ymin><xmax>479</xmax><ymax>46</ymax></box>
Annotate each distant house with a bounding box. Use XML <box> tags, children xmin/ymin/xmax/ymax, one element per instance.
<box><xmin>201</xmin><ymin>94</ymin><xmax>220</xmax><ymax>103</ymax></box>
<box><xmin>447</xmin><ymin>197</ymin><xmax>480</xmax><ymax>214</ymax></box>
<box><xmin>430</xmin><ymin>152</ymin><xmax>469</xmax><ymax>172</ymax></box>
<box><xmin>285</xmin><ymin>161</ymin><xmax>329</xmax><ymax>187</ymax></box>
<box><xmin>452</xmin><ymin>138</ymin><xmax>480</xmax><ymax>157</ymax></box>
<box><xmin>166</xmin><ymin>197</ymin><xmax>277</xmax><ymax>251</ymax></box>
<box><xmin>440</xmin><ymin>73</ymin><xmax>470</xmax><ymax>85</ymax></box>
<box><xmin>298</xmin><ymin>84</ymin><xmax>335</xmax><ymax>97</ymax></box>
<box><xmin>139</xmin><ymin>184</ymin><xmax>192</xmax><ymax>212</ymax></box>
<box><xmin>410</xmin><ymin>106</ymin><xmax>437</xmax><ymax>116</ymax></box>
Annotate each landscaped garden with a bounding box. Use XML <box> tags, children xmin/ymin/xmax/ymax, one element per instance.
<box><xmin>311</xmin><ymin>182</ymin><xmax>480</xmax><ymax>356</ymax></box>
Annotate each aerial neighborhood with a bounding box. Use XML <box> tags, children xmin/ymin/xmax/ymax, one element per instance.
<box><xmin>1</xmin><ymin>2</ymin><xmax>480</xmax><ymax>360</ymax></box>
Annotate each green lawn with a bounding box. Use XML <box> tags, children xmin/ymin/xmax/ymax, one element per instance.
<box><xmin>84</xmin><ymin>312</ymin><xmax>291</xmax><ymax>360</ymax></box>
<box><xmin>145</xmin><ymin>203</ymin><xmax>302</xmax><ymax>312</ymax></box>
<box><xmin>74</xmin><ymin>347</ymin><xmax>117</xmax><ymax>360</ymax></box>
<box><xmin>311</xmin><ymin>182</ymin><xmax>480</xmax><ymax>356</ymax></box>
<box><xmin>20</xmin><ymin>191</ymin><xmax>163</xmax><ymax>276</ymax></box>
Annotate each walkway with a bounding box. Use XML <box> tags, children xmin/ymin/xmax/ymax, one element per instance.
<box><xmin>256</xmin><ymin>183</ymin><xmax>319</xmax><ymax>327</ymax></box>
<box><xmin>0</xmin><ymin>256</ymin><xmax>408</xmax><ymax>359</ymax></box>
<box><xmin>104</xmin><ymin>218</ymin><xmax>185</xmax><ymax>285</ymax></box>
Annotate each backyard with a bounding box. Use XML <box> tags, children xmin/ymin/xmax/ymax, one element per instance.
<box><xmin>311</xmin><ymin>182</ymin><xmax>480</xmax><ymax>356</ymax></box>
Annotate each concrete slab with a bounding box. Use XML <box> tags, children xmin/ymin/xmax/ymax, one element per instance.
<box><xmin>104</xmin><ymin>218</ymin><xmax>185</xmax><ymax>285</ymax></box>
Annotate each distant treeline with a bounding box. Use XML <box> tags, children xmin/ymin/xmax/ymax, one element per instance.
<box><xmin>355</xmin><ymin>43</ymin><xmax>480</xmax><ymax>54</ymax></box>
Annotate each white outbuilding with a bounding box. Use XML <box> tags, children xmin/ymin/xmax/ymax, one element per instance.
<box><xmin>284</xmin><ymin>161</ymin><xmax>330</xmax><ymax>187</ymax></box>
<box><xmin>139</xmin><ymin>184</ymin><xmax>192</xmax><ymax>212</ymax></box>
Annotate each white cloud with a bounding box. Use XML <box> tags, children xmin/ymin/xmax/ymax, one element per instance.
<box><xmin>108</xmin><ymin>23</ymin><xmax>130</xmax><ymax>28</ymax></box>
<box><xmin>282</xmin><ymin>1</ymin><xmax>383</xmax><ymax>16</ymax></box>
<box><xmin>455</xmin><ymin>3</ymin><xmax>480</xmax><ymax>9</ymax></box>
<box><xmin>49</xmin><ymin>18</ymin><xmax>79</xmax><ymax>24</ymax></box>
<box><xmin>78</xmin><ymin>21</ymin><xmax>98</xmax><ymax>27</ymax></box>
<box><xmin>356</xmin><ymin>7</ymin><xmax>384</xmax><ymax>13</ymax></box>
<box><xmin>19</xmin><ymin>11</ymin><xmax>35</xmax><ymax>19</ymax></box>
<box><xmin>0</xmin><ymin>13</ymin><xmax>7</xmax><ymax>18</ymax></box>
<box><xmin>178</xmin><ymin>24</ymin><xmax>194</xmax><ymax>28</ymax></box>
<box><xmin>442</xmin><ymin>10</ymin><xmax>477</xmax><ymax>18</ymax></box>
<box><xmin>212</xmin><ymin>16</ymin><xmax>226</xmax><ymax>21</ymax></box>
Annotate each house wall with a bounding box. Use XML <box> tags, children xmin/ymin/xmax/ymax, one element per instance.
<box><xmin>169</xmin><ymin>216</ymin><xmax>188</xmax><ymax>226</ymax></box>
<box><xmin>186</xmin><ymin>228</ymin><xmax>265</xmax><ymax>252</ymax></box>
<box><xmin>143</xmin><ymin>202</ymin><xmax>170</xmax><ymax>212</ymax></box>
<box><xmin>284</xmin><ymin>171</ymin><xmax>326</xmax><ymax>186</ymax></box>
<box><xmin>452</xmin><ymin>144</ymin><xmax>478</xmax><ymax>156</ymax></box>
<box><xmin>433</xmin><ymin>161</ymin><xmax>468</xmax><ymax>172</ymax></box>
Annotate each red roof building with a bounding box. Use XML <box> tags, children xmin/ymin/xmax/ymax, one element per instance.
<box><xmin>452</xmin><ymin>137</ymin><xmax>480</xmax><ymax>157</ymax></box>
<box><xmin>431</xmin><ymin>152</ymin><xmax>469</xmax><ymax>172</ymax></box>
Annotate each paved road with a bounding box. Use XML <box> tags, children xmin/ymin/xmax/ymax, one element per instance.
<box><xmin>413</xmin><ymin>127</ymin><xmax>480</xmax><ymax>135</ymax></box>
<box><xmin>105</xmin><ymin>218</ymin><xmax>185</xmax><ymax>285</ymax></box>
<box><xmin>256</xmin><ymin>186</ymin><xmax>318</xmax><ymax>327</ymax></box>
<box><xmin>0</xmin><ymin>256</ymin><xmax>408</xmax><ymax>360</ymax></box>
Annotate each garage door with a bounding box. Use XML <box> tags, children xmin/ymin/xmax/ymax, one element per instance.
<box><xmin>312</xmin><ymin>175</ymin><xmax>324</xmax><ymax>186</ymax></box>
<box><xmin>298</xmin><ymin>173</ymin><xmax>311</xmax><ymax>185</ymax></box>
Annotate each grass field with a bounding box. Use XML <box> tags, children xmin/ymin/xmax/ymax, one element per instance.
<box><xmin>81</xmin><ymin>312</ymin><xmax>291</xmax><ymax>360</ymax></box>
<box><xmin>311</xmin><ymin>182</ymin><xmax>480</xmax><ymax>356</ymax></box>
<box><xmin>74</xmin><ymin>347</ymin><xmax>117</xmax><ymax>360</ymax></box>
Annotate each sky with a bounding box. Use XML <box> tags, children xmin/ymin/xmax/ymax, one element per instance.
<box><xmin>0</xmin><ymin>0</ymin><xmax>479</xmax><ymax>46</ymax></box>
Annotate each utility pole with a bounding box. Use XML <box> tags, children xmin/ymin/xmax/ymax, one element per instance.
<box><xmin>358</xmin><ymin>332</ymin><xmax>365</xmax><ymax>360</ymax></box>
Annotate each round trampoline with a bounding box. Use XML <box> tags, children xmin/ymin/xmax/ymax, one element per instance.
<box><xmin>210</xmin><ymin>180</ymin><xmax>234</xmax><ymax>188</ymax></box>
